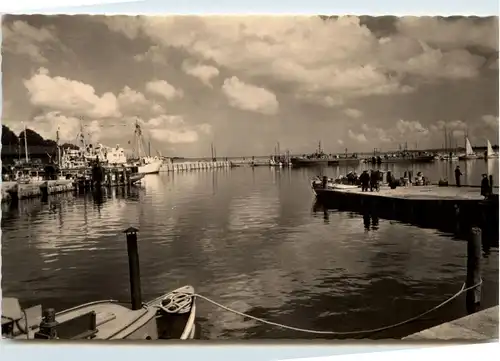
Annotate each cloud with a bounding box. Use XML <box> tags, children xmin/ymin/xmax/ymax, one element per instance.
<box><xmin>24</xmin><ymin>68</ymin><xmax>120</xmax><ymax>118</ymax></box>
<box><xmin>348</xmin><ymin>129</ymin><xmax>367</xmax><ymax>143</ymax></box>
<box><xmin>337</xmin><ymin>139</ymin><xmax>344</xmax><ymax>145</ymax></box>
<box><xmin>117</xmin><ymin>85</ymin><xmax>164</xmax><ymax>115</ymax></box>
<box><xmin>182</xmin><ymin>61</ymin><xmax>220</xmax><ymax>87</ymax></box>
<box><xmin>145</xmin><ymin>80</ymin><xmax>184</xmax><ymax>101</ymax></box>
<box><xmin>395</xmin><ymin>119</ymin><xmax>429</xmax><ymax>135</ymax></box>
<box><xmin>133</xmin><ymin>45</ymin><xmax>166</xmax><ymax>64</ymax></box>
<box><xmin>139</xmin><ymin>114</ymin><xmax>211</xmax><ymax>144</ymax></box>
<box><xmin>359</xmin><ymin>123</ymin><xmax>392</xmax><ymax>143</ymax></box>
<box><xmin>482</xmin><ymin>114</ymin><xmax>499</xmax><ymax>128</ymax></box>
<box><xmin>30</xmin><ymin>111</ymin><xmax>97</xmax><ymax>143</ymax></box>
<box><xmin>2</xmin><ymin>20</ymin><xmax>59</xmax><ymax>63</ymax></box>
<box><xmin>221</xmin><ymin>76</ymin><xmax>279</xmax><ymax>115</ymax></box>
<box><xmin>104</xmin><ymin>16</ymin><xmax>492</xmax><ymax>107</ymax></box>
<box><xmin>344</xmin><ymin>108</ymin><xmax>363</xmax><ymax>119</ymax></box>
<box><xmin>395</xmin><ymin>17</ymin><xmax>498</xmax><ymax>51</ymax></box>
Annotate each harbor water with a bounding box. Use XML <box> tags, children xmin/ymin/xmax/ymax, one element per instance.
<box><xmin>1</xmin><ymin>160</ymin><xmax>499</xmax><ymax>339</ymax></box>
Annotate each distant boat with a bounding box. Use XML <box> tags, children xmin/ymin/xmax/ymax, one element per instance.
<box><xmin>485</xmin><ymin>139</ymin><xmax>499</xmax><ymax>159</ymax></box>
<box><xmin>458</xmin><ymin>137</ymin><xmax>478</xmax><ymax>160</ymax></box>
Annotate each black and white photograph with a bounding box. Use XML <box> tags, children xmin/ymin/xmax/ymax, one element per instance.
<box><xmin>1</xmin><ymin>14</ymin><xmax>499</xmax><ymax>341</ymax></box>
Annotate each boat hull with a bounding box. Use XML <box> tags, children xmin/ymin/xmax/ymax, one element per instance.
<box><xmin>7</xmin><ymin>285</ymin><xmax>196</xmax><ymax>340</ymax></box>
<box><xmin>139</xmin><ymin>161</ymin><xmax>162</xmax><ymax>175</ymax></box>
<box><xmin>291</xmin><ymin>158</ymin><xmax>329</xmax><ymax>167</ymax></box>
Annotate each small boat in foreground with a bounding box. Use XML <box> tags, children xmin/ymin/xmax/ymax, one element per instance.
<box><xmin>2</xmin><ymin>228</ymin><xmax>196</xmax><ymax>340</ymax></box>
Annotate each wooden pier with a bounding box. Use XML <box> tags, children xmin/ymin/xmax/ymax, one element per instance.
<box><xmin>314</xmin><ymin>185</ymin><xmax>499</xmax><ymax>244</ymax></box>
<box><xmin>403</xmin><ymin>306</ymin><xmax>499</xmax><ymax>340</ymax></box>
<box><xmin>160</xmin><ymin>160</ymin><xmax>232</xmax><ymax>172</ymax></box>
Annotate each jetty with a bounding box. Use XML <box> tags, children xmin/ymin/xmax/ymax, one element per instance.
<box><xmin>403</xmin><ymin>306</ymin><xmax>499</xmax><ymax>340</ymax></box>
<box><xmin>314</xmin><ymin>184</ymin><xmax>499</xmax><ymax>243</ymax></box>
<box><xmin>1</xmin><ymin>180</ymin><xmax>74</xmax><ymax>203</ymax></box>
<box><xmin>160</xmin><ymin>160</ymin><xmax>232</xmax><ymax>172</ymax></box>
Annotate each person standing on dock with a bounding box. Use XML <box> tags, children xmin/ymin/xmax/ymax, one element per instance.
<box><xmin>481</xmin><ymin>173</ymin><xmax>491</xmax><ymax>199</ymax></box>
<box><xmin>455</xmin><ymin>166</ymin><xmax>463</xmax><ymax>187</ymax></box>
<box><xmin>360</xmin><ymin>170</ymin><xmax>370</xmax><ymax>192</ymax></box>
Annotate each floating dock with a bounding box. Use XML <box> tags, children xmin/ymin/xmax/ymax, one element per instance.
<box><xmin>314</xmin><ymin>185</ymin><xmax>499</xmax><ymax>243</ymax></box>
<box><xmin>160</xmin><ymin>161</ymin><xmax>232</xmax><ymax>172</ymax></box>
<box><xmin>403</xmin><ymin>306</ymin><xmax>499</xmax><ymax>340</ymax></box>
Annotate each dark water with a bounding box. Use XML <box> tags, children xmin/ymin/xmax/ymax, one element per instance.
<box><xmin>2</xmin><ymin>160</ymin><xmax>499</xmax><ymax>339</ymax></box>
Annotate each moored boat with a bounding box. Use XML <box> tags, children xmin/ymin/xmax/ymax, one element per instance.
<box><xmin>1</xmin><ymin>228</ymin><xmax>196</xmax><ymax>340</ymax></box>
<box><xmin>458</xmin><ymin>137</ymin><xmax>478</xmax><ymax>160</ymax></box>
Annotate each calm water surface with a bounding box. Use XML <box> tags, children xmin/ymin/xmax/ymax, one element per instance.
<box><xmin>2</xmin><ymin>160</ymin><xmax>499</xmax><ymax>339</ymax></box>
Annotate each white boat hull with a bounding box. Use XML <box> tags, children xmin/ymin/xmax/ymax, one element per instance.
<box><xmin>139</xmin><ymin>161</ymin><xmax>162</xmax><ymax>175</ymax></box>
<box><xmin>6</xmin><ymin>285</ymin><xmax>196</xmax><ymax>340</ymax></box>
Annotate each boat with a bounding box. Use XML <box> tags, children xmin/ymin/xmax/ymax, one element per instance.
<box><xmin>129</xmin><ymin>121</ymin><xmax>162</xmax><ymax>175</ymax></box>
<box><xmin>1</xmin><ymin>228</ymin><xmax>196</xmax><ymax>340</ymax></box>
<box><xmin>485</xmin><ymin>139</ymin><xmax>498</xmax><ymax>159</ymax></box>
<box><xmin>458</xmin><ymin>136</ymin><xmax>478</xmax><ymax>160</ymax></box>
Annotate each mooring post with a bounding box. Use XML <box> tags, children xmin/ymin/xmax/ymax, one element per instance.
<box><xmin>466</xmin><ymin>227</ymin><xmax>482</xmax><ymax>314</ymax></box>
<box><xmin>124</xmin><ymin>227</ymin><xmax>142</xmax><ymax>310</ymax></box>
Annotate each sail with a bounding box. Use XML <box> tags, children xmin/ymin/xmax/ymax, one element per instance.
<box><xmin>486</xmin><ymin>139</ymin><xmax>494</xmax><ymax>158</ymax></box>
<box><xmin>465</xmin><ymin>137</ymin><xmax>474</xmax><ymax>155</ymax></box>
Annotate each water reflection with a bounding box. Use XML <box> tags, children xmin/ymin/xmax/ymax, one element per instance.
<box><xmin>1</xmin><ymin>163</ymin><xmax>499</xmax><ymax>340</ymax></box>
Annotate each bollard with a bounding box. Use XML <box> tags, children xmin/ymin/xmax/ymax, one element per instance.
<box><xmin>124</xmin><ymin>227</ymin><xmax>142</xmax><ymax>310</ymax></box>
<box><xmin>466</xmin><ymin>227</ymin><xmax>482</xmax><ymax>314</ymax></box>
<box><xmin>34</xmin><ymin>308</ymin><xmax>58</xmax><ymax>339</ymax></box>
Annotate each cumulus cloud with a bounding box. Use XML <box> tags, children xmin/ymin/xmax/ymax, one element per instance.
<box><xmin>348</xmin><ymin>129</ymin><xmax>367</xmax><ymax>143</ymax></box>
<box><xmin>344</xmin><ymin>108</ymin><xmax>363</xmax><ymax>119</ymax></box>
<box><xmin>133</xmin><ymin>45</ymin><xmax>166</xmax><ymax>64</ymax></box>
<box><xmin>145</xmin><ymin>80</ymin><xmax>184</xmax><ymax>101</ymax></box>
<box><xmin>24</xmin><ymin>67</ymin><xmax>120</xmax><ymax>118</ymax></box>
<box><xmin>359</xmin><ymin>123</ymin><xmax>393</xmax><ymax>143</ymax></box>
<box><xmin>103</xmin><ymin>16</ymin><xmax>494</xmax><ymax>106</ymax></box>
<box><xmin>182</xmin><ymin>61</ymin><xmax>220</xmax><ymax>87</ymax></box>
<box><xmin>396</xmin><ymin>119</ymin><xmax>429</xmax><ymax>135</ymax></box>
<box><xmin>118</xmin><ymin>85</ymin><xmax>165</xmax><ymax>115</ymax></box>
<box><xmin>395</xmin><ymin>17</ymin><xmax>498</xmax><ymax>51</ymax></box>
<box><xmin>30</xmin><ymin>111</ymin><xmax>103</xmax><ymax>143</ymax></box>
<box><xmin>482</xmin><ymin>114</ymin><xmax>499</xmax><ymax>128</ymax></box>
<box><xmin>2</xmin><ymin>20</ymin><xmax>59</xmax><ymax>63</ymax></box>
<box><xmin>139</xmin><ymin>114</ymin><xmax>211</xmax><ymax>144</ymax></box>
<box><xmin>221</xmin><ymin>76</ymin><xmax>279</xmax><ymax>115</ymax></box>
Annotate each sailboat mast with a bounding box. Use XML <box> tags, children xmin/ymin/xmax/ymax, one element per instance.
<box><xmin>444</xmin><ymin>127</ymin><xmax>447</xmax><ymax>152</ymax></box>
<box><xmin>56</xmin><ymin>127</ymin><xmax>61</xmax><ymax>167</ymax></box>
<box><xmin>23</xmin><ymin>123</ymin><xmax>29</xmax><ymax>162</ymax></box>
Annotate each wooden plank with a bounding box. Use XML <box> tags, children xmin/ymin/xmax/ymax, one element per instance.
<box><xmin>403</xmin><ymin>306</ymin><xmax>499</xmax><ymax>340</ymax></box>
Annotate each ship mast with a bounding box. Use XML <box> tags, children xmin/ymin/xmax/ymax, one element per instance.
<box><xmin>23</xmin><ymin>122</ymin><xmax>29</xmax><ymax>162</ymax></box>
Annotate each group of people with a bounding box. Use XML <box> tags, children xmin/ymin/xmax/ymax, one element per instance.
<box><xmin>359</xmin><ymin>169</ymin><xmax>383</xmax><ymax>192</ymax></box>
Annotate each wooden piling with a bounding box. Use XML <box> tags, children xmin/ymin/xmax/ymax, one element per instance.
<box><xmin>124</xmin><ymin>227</ymin><xmax>142</xmax><ymax>311</ymax></box>
<box><xmin>466</xmin><ymin>227</ymin><xmax>482</xmax><ymax>314</ymax></box>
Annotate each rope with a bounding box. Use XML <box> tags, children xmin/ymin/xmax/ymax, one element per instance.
<box><xmin>156</xmin><ymin>291</ymin><xmax>193</xmax><ymax>315</ymax></box>
<box><xmin>192</xmin><ymin>279</ymin><xmax>483</xmax><ymax>335</ymax></box>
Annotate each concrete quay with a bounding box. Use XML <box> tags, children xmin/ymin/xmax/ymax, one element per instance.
<box><xmin>403</xmin><ymin>306</ymin><xmax>499</xmax><ymax>340</ymax></box>
<box><xmin>160</xmin><ymin>161</ymin><xmax>232</xmax><ymax>172</ymax></box>
<box><xmin>1</xmin><ymin>180</ymin><xmax>74</xmax><ymax>203</ymax></box>
<box><xmin>314</xmin><ymin>185</ymin><xmax>499</xmax><ymax>244</ymax></box>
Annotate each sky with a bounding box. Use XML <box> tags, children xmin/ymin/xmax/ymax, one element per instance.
<box><xmin>1</xmin><ymin>15</ymin><xmax>499</xmax><ymax>157</ymax></box>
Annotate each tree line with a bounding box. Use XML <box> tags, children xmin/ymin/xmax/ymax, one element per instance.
<box><xmin>1</xmin><ymin>124</ymin><xmax>78</xmax><ymax>164</ymax></box>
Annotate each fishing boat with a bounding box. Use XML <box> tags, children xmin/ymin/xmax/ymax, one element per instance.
<box><xmin>484</xmin><ymin>139</ymin><xmax>498</xmax><ymax>159</ymax></box>
<box><xmin>2</xmin><ymin>228</ymin><xmax>196</xmax><ymax>340</ymax></box>
<box><xmin>291</xmin><ymin>142</ymin><xmax>332</xmax><ymax>168</ymax></box>
<box><xmin>129</xmin><ymin>121</ymin><xmax>162</xmax><ymax>175</ymax></box>
<box><xmin>458</xmin><ymin>137</ymin><xmax>478</xmax><ymax>160</ymax></box>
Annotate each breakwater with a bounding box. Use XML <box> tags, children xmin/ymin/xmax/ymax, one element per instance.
<box><xmin>160</xmin><ymin>161</ymin><xmax>232</xmax><ymax>172</ymax></box>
